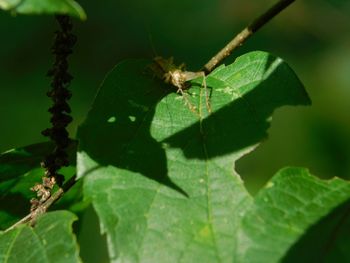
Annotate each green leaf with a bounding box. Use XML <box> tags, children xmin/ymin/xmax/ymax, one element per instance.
<box><xmin>236</xmin><ymin>167</ymin><xmax>350</xmax><ymax>262</ymax></box>
<box><xmin>77</xmin><ymin>51</ymin><xmax>334</xmax><ymax>262</ymax></box>
<box><xmin>0</xmin><ymin>0</ymin><xmax>86</xmax><ymax>20</ymax></box>
<box><xmin>282</xmin><ymin>197</ymin><xmax>350</xmax><ymax>262</ymax></box>
<box><xmin>0</xmin><ymin>211</ymin><xmax>81</xmax><ymax>263</ymax></box>
<box><xmin>0</xmin><ymin>142</ymin><xmax>84</xmax><ymax>230</ymax></box>
<box><xmin>0</xmin><ymin>142</ymin><xmax>56</xmax><ymax>229</ymax></box>
<box><xmin>0</xmin><ymin>142</ymin><xmax>53</xmax><ymax>183</ymax></box>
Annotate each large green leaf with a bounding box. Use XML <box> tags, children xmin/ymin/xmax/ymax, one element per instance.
<box><xmin>0</xmin><ymin>0</ymin><xmax>86</xmax><ymax>20</ymax></box>
<box><xmin>78</xmin><ymin>51</ymin><xmax>350</xmax><ymax>262</ymax></box>
<box><xmin>0</xmin><ymin>211</ymin><xmax>81</xmax><ymax>263</ymax></box>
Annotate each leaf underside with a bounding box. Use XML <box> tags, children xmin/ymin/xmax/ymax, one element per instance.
<box><xmin>0</xmin><ymin>0</ymin><xmax>86</xmax><ymax>20</ymax></box>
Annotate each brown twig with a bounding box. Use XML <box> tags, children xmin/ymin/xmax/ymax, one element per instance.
<box><xmin>203</xmin><ymin>0</ymin><xmax>295</xmax><ymax>73</ymax></box>
<box><xmin>3</xmin><ymin>214</ymin><xmax>32</xmax><ymax>233</ymax></box>
<box><xmin>4</xmin><ymin>175</ymin><xmax>77</xmax><ymax>233</ymax></box>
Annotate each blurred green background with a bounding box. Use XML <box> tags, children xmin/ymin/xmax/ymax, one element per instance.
<box><xmin>1</xmin><ymin>0</ymin><xmax>350</xmax><ymax>261</ymax></box>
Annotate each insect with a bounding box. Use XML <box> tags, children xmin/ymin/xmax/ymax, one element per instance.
<box><xmin>150</xmin><ymin>56</ymin><xmax>212</xmax><ymax>116</ymax></box>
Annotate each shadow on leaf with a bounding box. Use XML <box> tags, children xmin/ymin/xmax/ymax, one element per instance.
<box><xmin>282</xmin><ymin>198</ymin><xmax>350</xmax><ymax>263</ymax></box>
<box><xmin>77</xmin><ymin>60</ymin><xmax>186</xmax><ymax>193</ymax></box>
<box><xmin>78</xmin><ymin>54</ymin><xmax>310</xmax><ymax>195</ymax></box>
<box><xmin>164</xmin><ymin>54</ymin><xmax>310</xmax><ymax>160</ymax></box>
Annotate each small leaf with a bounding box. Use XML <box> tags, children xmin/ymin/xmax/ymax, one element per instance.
<box><xmin>0</xmin><ymin>211</ymin><xmax>81</xmax><ymax>263</ymax></box>
<box><xmin>236</xmin><ymin>167</ymin><xmax>350</xmax><ymax>262</ymax></box>
<box><xmin>0</xmin><ymin>142</ymin><xmax>56</xmax><ymax>229</ymax></box>
<box><xmin>0</xmin><ymin>0</ymin><xmax>86</xmax><ymax>20</ymax></box>
<box><xmin>0</xmin><ymin>142</ymin><xmax>61</xmax><ymax>183</ymax></box>
<box><xmin>78</xmin><ymin>51</ymin><xmax>316</xmax><ymax>262</ymax></box>
<box><xmin>0</xmin><ymin>142</ymin><xmax>82</xmax><ymax>230</ymax></box>
<box><xmin>282</xmin><ymin>197</ymin><xmax>350</xmax><ymax>262</ymax></box>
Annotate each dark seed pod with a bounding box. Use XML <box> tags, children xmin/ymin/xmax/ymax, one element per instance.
<box><xmin>31</xmin><ymin>15</ymin><xmax>76</xmax><ymax>211</ymax></box>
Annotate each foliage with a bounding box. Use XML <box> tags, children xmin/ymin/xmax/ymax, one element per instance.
<box><xmin>1</xmin><ymin>2</ymin><xmax>350</xmax><ymax>263</ymax></box>
<box><xmin>0</xmin><ymin>211</ymin><xmax>80</xmax><ymax>263</ymax></box>
<box><xmin>0</xmin><ymin>142</ymin><xmax>86</xmax><ymax>230</ymax></box>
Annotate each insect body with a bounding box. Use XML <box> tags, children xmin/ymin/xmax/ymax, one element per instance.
<box><xmin>153</xmin><ymin>56</ymin><xmax>202</xmax><ymax>89</ymax></box>
<box><xmin>150</xmin><ymin>56</ymin><xmax>211</xmax><ymax>115</ymax></box>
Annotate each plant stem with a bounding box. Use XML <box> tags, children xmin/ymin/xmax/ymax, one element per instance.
<box><xmin>4</xmin><ymin>175</ymin><xmax>77</xmax><ymax>233</ymax></box>
<box><xmin>3</xmin><ymin>214</ymin><xmax>32</xmax><ymax>233</ymax></box>
<box><xmin>203</xmin><ymin>0</ymin><xmax>295</xmax><ymax>73</ymax></box>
